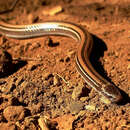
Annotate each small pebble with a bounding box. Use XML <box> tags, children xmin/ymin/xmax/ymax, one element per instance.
<box><xmin>110</xmin><ymin>69</ymin><xmax>116</xmax><ymax>77</ymax></box>
<box><xmin>15</xmin><ymin>76</ymin><xmax>24</xmax><ymax>86</ymax></box>
<box><xmin>42</xmin><ymin>72</ymin><xmax>53</xmax><ymax>80</ymax></box>
<box><xmin>38</xmin><ymin>116</ymin><xmax>49</xmax><ymax>130</ymax></box>
<box><xmin>29</xmin><ymin>103</ymin><xmax>44</xmax><ymax>115</ymax></box>
<box><xmin>58</xmin><ymin>97</ymin><xmax>64</xmax><ymax>104</ymax></box>
<box><xmin>100</xmin><ymin>96</ymin><xmax>111</xmax><ymax>104</ymax></box>
<box><xmin>72</xmin><ymin>82</ymin><xmax>89</xmax><ymax>100</ymax></box>
<box><xmin>67</xmin><ymin>50</ymin><xmax>75</xmax><ymax>58</ymax></box>
<box><xmin>21</xmin><ymin>116</ymin><xmax>37</xmax><ymax>130</ymax></box>
<box><xmin>29</xmin><ymin>42</ymin><xmax>41</xmax><ymax>50</ymax></box>
<box><xmin>69</xmin><ymin>101</ymin><xmax>84</xmax><ymax>115</ymax></box>
<box><xmin>42</xmin><ymin>5</ymin><xmax>63</xmax><ymax>16</ymax></box>
<box><xmin>75</xmin><ymin>110</ymin><xmax>86</xmax><ymax>119</ymax></box>
<box><xmin>4</xmin><ymin>80</ymin><xmax>16</xmax><ymax>94</ymax></box>
<box><xmin>80</xmin><ymin>97</ymin><xmax>89</xmax><ymax>102</ymax></box>
<box><xmin>53</xmin><ymin>75</ymin><xmax>61</xmax><ymax>86</ymax></box>
<box><xmin>3</xmin><ymin>106</ymin><xmax>27</xmax><ymax>122</ymax></box>
<box><xmin>0</xmin><ymin>122</ymin><xmax>18</xmax><ymax>130</ymax></box>
<box><xmin>127</xmin><ymin>64</ymin><xmax>130</xmax><ymax>69</ymax></box>
<box><xmin>28</xmin><ymin>13</ymin><xmax>39</xmax><ymax>23</ymax></box>
<box><xmin>43</xmin><ymin>80</ymin><xmax>51</xmax><ymax>88</ymax></box>
<box><xmin>85</xmin><ymin>105</ymin><xmax>97</xmax><ymax>111</ymax></box>
<box><xmin>20</xmin><ymin>81</ymin><xmax>29</xmax><ymax>89</ymax></box>
<box><xmin>27</xmin><ymin>61</ymin><xmax>41</xmax><ymax>71</ymax></box>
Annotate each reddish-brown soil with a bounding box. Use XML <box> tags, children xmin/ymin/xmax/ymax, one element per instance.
<box><xmin>0</xmin><ymin>0</ymin><xmax>129</xmax><ymax>129</ymax></box>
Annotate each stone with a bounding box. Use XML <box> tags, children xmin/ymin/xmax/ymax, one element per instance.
<box><xmin>67</xmin><ymin>50</ymin><xmax>75</xmax><ymax>58</ymax></box>
<box><xmin>21</xmin><ymin>116</ymin><xmax>37</xmax><ymax>130</ymax></box>
<box><xmin>5</xmin><ymin>80</ymin><xmax>16</xmax><ymax>94</ymax></box>
<box><xmin>29</xmin><ymin>103</ymin><xmax>44</xmax><ymax>115</ymax></box>
<box><xmin>69</xmin><ymin>101</ymin><xmax>84</xmax><ymax>115</ymax></box>
<box><xmin>7</xmin><ymin>82</ymin><xmax>16</xmax><ymax>92</ymax></box>
<box><xmin>85</xmin><ymin>105</ymin><xmax>97</xmax><ymax>111</ymax></box>
<box><xmin>27</xmin><ymin>14</ymin><xmax>39</xmax><ymax>23</ymax></box>
<box><xmin>76</xmin><ymin>110</ymin><xmax>86</xmax><ymax>119</ymax></box>
<box><xmin>53</xmin><ymin>75</ymin><xmax>61</xmax><ymax>86</ymax></box>
<box><xmin>29</xmin><ymin>42</ymin><xmax>41</xmax><ymax>50</ymax></box>
<box><xmin>42</xmin><ymin>5</ymin><xmax>63</xmax><ymax>16</ymax></box>
<box><xmin>54</xmin><ymin>114</ymin><xmax>75</xmax><ymax>130</ymax></box>
<box><xmin>72</xmin><ymin>82</ymin><xmax>89</xmax><ymax>100</ymax></box>
<box><xmin>18</xmin><ymin>81</ymin><xmax>43</xmax><ymax>105</ymax></box>
<box><xmin>3</xmin><ymin>106</ymin><xmax>27</xmax><ymax>122</ymax></box>
<box><xmin>38</xmin><ymin>117</ymin><xmax>49</xmax><ymax>130</ymax></box>
<box><xmin>58</xmin><ymin>97</ymin><xmax>64</xmax><ymax>104</ymax></box>
<box><xmin>15</xmin><ymin>76</ymin><xmax>24</xmax><ymax>86</ymax></box>
<box><xmin>0</xmin><ymin>122</ymin><xmax>18</xmax><ymax>130</ymax></box>
<box><xmin>100</xmin><ymin>96</ymin><xmax>111</xmax><ymax>104</ymax></box>
<box><xmin>80</xmin><ymin>97</ymin><xmax>89</xmax><ymax>102</ymax></box>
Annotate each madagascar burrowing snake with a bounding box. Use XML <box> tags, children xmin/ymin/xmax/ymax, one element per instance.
<box><xmin>0</xmin><ymin>21</ymin><xmax>122</xmax><ymax>103</ymax></box>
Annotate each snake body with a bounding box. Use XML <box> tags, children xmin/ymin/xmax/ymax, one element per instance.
<box><xmin>0</xmin><ymin>21</ymin><xmax>122</xmax><ymax>103</ymax></box>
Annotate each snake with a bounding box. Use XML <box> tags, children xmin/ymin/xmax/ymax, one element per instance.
<box><xmin>0</xmin><ymin>21</ymin><xmax>122</xmax><ymax>103</ymax></box>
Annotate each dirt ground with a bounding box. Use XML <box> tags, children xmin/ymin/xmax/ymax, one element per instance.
<box><xmin>0</xmin><ymin>0</ymin><xmax>130</xmax><ymax>129</ymax></box>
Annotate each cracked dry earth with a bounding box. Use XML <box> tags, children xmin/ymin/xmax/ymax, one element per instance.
<box><xmin>0</xmin><ymin>0</ymin><xmax>130</xmax><ymax>130</ymax></box>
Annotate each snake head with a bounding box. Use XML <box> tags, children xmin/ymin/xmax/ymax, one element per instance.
<box><xmin>101</xmin><ymin>83</ymin><xmax>122</xmax><ymax>103</ymax></box>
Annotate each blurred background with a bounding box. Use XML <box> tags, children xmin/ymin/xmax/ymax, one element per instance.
<box><xmin>0</xmin><ymin>0</ymin><xmax>130</xmax><ymax>24</ymax></box>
